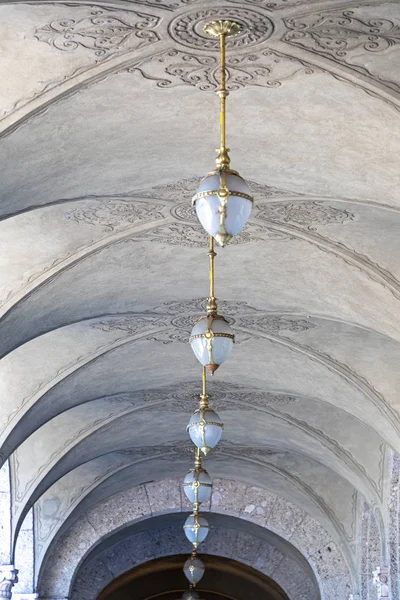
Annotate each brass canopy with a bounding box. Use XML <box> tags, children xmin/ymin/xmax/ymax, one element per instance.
<box><xmin>203</xmin><ymin>20</ymin><xmax>243</xmax><ymax>38</ymax></box>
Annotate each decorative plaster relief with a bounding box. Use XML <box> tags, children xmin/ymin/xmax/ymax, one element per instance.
<box><xmin>257</xmin><ymin>201</ymin><xmax>355</xmax><ymax>229</ymax></box>
<box><xmin>225</xmin><ymin>0</ymin><xmax>304</xmax><ymax>9</ymax></box>
<box><xmin>64</xmin><ymin>199</ymin><xmax>165</xmax><ymax>231</ymax></box>
<box><xmin>84</xmin><ymin>381</ymin><xmax>298</xmax><ymax>413</ymax></box>
<box><xmin>128</xmin><ymin>47</ymin><xmax>318</xmax><ymax>90</ymax></box>
<box><xmin>128</xmin><ymin>220</ymin><xmax>289</xmax><ymax>246</ymax></box>
<box><xmin>168</xmin><ymin>7</ymin><xmax>274</xmax><ymax>50</ymax></box>
<box><xmin>63</xmin><ymin>180</ymin><xmax>353</xmax><ymax>236</ymax></box>
<box><xmin>283</xmin><ymin>9</ymin><xmax>400</xmax><ymax>91</ymax></box>
<box><xmin>131</xmin><ymin>177</ymin><xmax>299</xmax><ymax>202</ymax></box>
<box><xmin>131</xmin><ymin>176</ymin><xmax>203</xmax><ymax>201</ymax></box>
<box><xmin>35</xmin><ymin>7</ymin><xmax>160</xmax><ymax>59</ymax></box>
<box><xmin>90</xmin><ymin>301</ymin><xmax>316</xmax><ymax>343</ymax></box>
<box><xmin>89</xmin><ymin>315</ymin><xmax>167</xmax><ymax>336</ymax></box>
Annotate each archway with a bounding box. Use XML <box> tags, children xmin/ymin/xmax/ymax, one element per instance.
<box><xmin>97</xmin><ymin>555</ymin><xmax>290</xmax><ymax>600</ymax></box>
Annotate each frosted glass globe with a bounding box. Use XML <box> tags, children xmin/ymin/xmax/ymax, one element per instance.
<box><xmin>190</xmin><ymin>315</ymin><xmax>234</xmax><ymax>374</ymax></box>
<box><xmin>183</xmin><ymin>467</ymin><xmax>212</xmax><ymax>504</ymax></box>
<box><xmin>193</xmin><ymin>172</ymin><xmax>253</xmax><ymax>246</ymax></box>
<box><xmin>183</xmin><ymin>513</ymin><xmax>209</xmax><ymax>546</ymax></box>
<box><xmin>184</xmin><ymin>554</ymin><xmax>205</xmax><ymax>586</ymax></box>
<box><xmin>187</xmin><ymin>407</ymin><xmax>223</xmax><ymax>455</ymax></box>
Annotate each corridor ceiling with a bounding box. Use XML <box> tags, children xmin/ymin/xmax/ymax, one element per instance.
<box><xmin>0</xmin><ymin>0</ymin><xmax>399</xmax><ymax>589</ymax></box>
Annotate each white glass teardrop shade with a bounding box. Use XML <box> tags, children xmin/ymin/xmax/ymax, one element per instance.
<box><xmin>183</xmin><ymin>513</ymin><xmax>209</xmax><ymax>546</ymax></box>
<box><xmin>187</xmin><ymin>407</ymin><xmax>223</xmax><ymax>455</ymax></box>
<box><xmin>193</xmin><ymin>172</ymin><xmax>253</xmax><ymax>246</ymax></box>
<box><xmin>190</xmin><ymin>315</ymin><xmax>234</xmax><ymax>374</ymax></box>
<box><xmin>183</xmin><ymin>555</ymin><xmax>205</xmax><ymax>586</ymax></box>
<box><xmin>183</xmin><ymin>467</ymin><xmax>212</xmax><ymax>504</ymax></box>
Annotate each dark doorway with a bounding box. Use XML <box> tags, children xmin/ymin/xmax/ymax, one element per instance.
<box><xmin>97</xmin><ymin>554</ymin><xmax>289</xmax><ymax>600</ymax></box>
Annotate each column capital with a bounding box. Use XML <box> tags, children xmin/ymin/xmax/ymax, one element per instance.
<box><xmin>0</xmin><ymin>566</ymin><xmax>18</xmax><ymax>599</ymax></box>
<box><xmin>373</xmin><ymin>567</ymin><xmax>389</xmax><ymax>600</ymax></box>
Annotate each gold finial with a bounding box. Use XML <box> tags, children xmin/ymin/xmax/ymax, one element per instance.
<box><xmin>203</xmin><ymin>20</ymin><xmax>242</xmax><ymax>38</ymax></box>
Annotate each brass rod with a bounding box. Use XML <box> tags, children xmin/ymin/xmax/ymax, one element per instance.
<box><xmin>219</xmin><ymin>32</ymin><xmax>227</xmax><ymax>153</ymax></box>
<box><xmin>202</xmin><ymin>366</ymin><xmax>207</xmax><ymax>397</ymax></box>
<box><xmin>208</xmin><ymin>236</ymin><xmax>215</xmax><ymax>300</ymax></box>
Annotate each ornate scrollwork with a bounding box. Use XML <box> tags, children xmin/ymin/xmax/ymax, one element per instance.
<box><xmin>35</xmin><ymin>9</ymin><xmax>160</xmax><ymax>58</ymax></box>
<box><xmin>91</xmin><ymin>315</ymin><xmax>168</xmax><ymax>335</ymax></box>
<box><xmin>65</xmin><ymin>199</ymin><xmax>165</xmax><ymax>231</ymax></box>
<box><xmin>237</xmin><ymin>314</ymin><xmax>316</xmax><ymax>334</ymax></box>
<box><xmin>226</xmin><ymin>0</ymin><xmax>303</xmax><ymax>10</ymax></box>
<box><xmin>256</xmin><ymin>201</ymin><xmax>355</xmax><ymax>230</ymax></box>
<box><xmin>128</xmin><ymin>220</ymin><xmax>289</xmax><ymax>246</ymax></box>
<box><xmin>283</xmin><ymin>9</ymin><xmax>400</xmax><ymax>91</ymax></box>
<box><xmin>129</xmin><ymin>48</ymin><xmax>318</xmax><ymax>90</ymax></box>
<box><xmin>284</xmin><ymin>11</ymin><xmax>400</xmax><ymax>58</ymax></box>
<box><xmin>131</xmin><ymin>177</ymin><xmax>202</xmax><ymax>201</ymax></box>
<box><xmin>168</xmin><ymin>7</ymin><xmax>274</xmax><ymax>50</ymax></box>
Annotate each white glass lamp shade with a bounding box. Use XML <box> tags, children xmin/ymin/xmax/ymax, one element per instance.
<box><xmin>184</xmin><ymin>555</ymin><xmax>205</xmax><ymax>586</ymax></box>
<box><xmin>192</xmin><ymin>172</ymin><xmax>253</xmax><ymax>246</ymax></box>
<box><xmin>190</xmin><ymin>315</ymin><xmax>234</xmax><ymax>375</ymax></box>
<box><xmin>187</xmin><ymin>407</ymin><xmax>223</xmax><ymax>455</ymax></box>
<box><xmin>182</xmin><ymin>591</ymin><xmax>200</xmax><ymax>600</ymax></box>
<box><xmin>184</xmin><ymin>513</ymin><xmax>209</xmax><ymax>547</ymax></box>
<box><xmin>183</xmin><ymin>467</ymin><xmax>212</xmax><ymax>504</ymax></box>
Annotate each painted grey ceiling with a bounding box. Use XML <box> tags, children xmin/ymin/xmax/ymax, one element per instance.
<box><xmin>0</xmin><ymin>0</ymin><xmax>399</xmax><ymax>589</ymax></box>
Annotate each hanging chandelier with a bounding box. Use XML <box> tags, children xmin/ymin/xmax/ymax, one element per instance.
<box><xmin>180</xmin><ymin>19</ymin><xmax>253</xmax><ymax>596</ymax></box>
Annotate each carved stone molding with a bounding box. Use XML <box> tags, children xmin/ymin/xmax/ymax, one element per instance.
<box><xmin>283</xmin><ymin>9</ymin><xmax>400</xmax><ymax>91</ymax></box>
<box><xmin>35</xmin><ymin>8</ymin><xmax>160</xmax><ymax>59</ymax></box>
<box><xmin>128</xmin><ymin>47</ymin><xmax>318</xmax><ymax>90</ymax></box>
<box><xmin>168</xmin><ymin>7</ymin><xmax>274</xmax><ymax>50</ymax></box>
<box><xmin>0</xmin><ymin>566</ymin><xmax>18</xmax><ymax>600</ymax></box>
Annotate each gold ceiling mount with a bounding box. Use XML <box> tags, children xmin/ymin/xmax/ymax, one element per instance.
<box><xmin>203</xmin><ymin>20</ymin><xmax>243</xmax><ymax>38</ymax></box>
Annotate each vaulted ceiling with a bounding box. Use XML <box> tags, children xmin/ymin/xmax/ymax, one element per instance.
<box><xmin>0</xmin><ymin>0</ymin><xmax>399</xmax><ymax>592</ymax></box>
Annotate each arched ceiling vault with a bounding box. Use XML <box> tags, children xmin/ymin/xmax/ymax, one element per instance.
<box><xmin>0</xmin><ymin>0</ymin><xmax>399</xmax><ymax>592</ymax></box>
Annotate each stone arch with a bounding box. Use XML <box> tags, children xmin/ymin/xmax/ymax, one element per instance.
<box><xmin>37</xmin><ymin>478</ymin><xmax>355</xmax><ymax>600</ymax></box>
<box><xmin>70</xmin><ymin>519</ymin><xmax>319</xmax><ymax>600</ymax></box>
